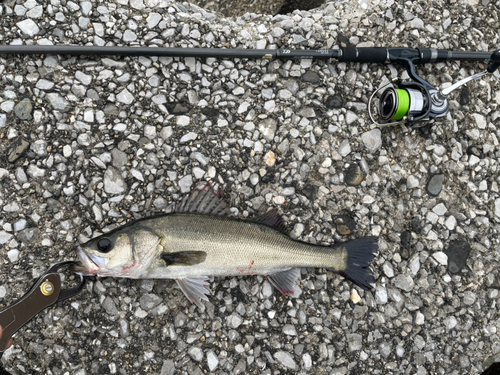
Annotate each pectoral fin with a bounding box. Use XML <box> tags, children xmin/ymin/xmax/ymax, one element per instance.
<box><xmin>176</xmin><ymin>277</ymin><xmax>211</xmax><ymax>309</ymax></box>
<box><xmin>268</xmin><ymin>268</ymin><xmax>302</xmax><ymax>297</ymax></box>
<box><xmin>161</xmin><ymin>251</ymin><xmax>207</xmax><ymax>266</ymax></box>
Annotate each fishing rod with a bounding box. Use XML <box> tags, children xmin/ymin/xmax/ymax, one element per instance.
<box><xmin>0</xmin><ymin>45</ymin><xmax>499</xmax><ymax>127</ymax></box>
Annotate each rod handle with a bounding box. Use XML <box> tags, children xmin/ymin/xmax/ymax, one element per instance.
<box><xmin>487</xmin><ymin>50</ymin><xmax>500</xmax><ymax>73</ymax></box>
<box><xmin>339</xmin><ymin>47</ymin><xmax>388</xmax><ymax>63</ymax></box>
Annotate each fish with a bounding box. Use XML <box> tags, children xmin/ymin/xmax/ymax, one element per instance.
<box><xmin>73</xmin><ymin>182</ymin><xmax>378</xmax><ymax>308</ymax></box>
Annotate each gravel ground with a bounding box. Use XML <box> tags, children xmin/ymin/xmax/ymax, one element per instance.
<box><xmin>1</xmin><ymin>0</ymin><xmax>500</xmax><ymax>374</ymax></box>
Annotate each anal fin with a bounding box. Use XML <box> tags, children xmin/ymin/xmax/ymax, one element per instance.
<box><xmin>175</xmin><ymin>277</ymin><xmax>211</xmax><ymax>309</ymax></box>
<box><xmin>268</xmin><ymin>268</ymin><xmax>302</xmax><ymax>298</ymax></box>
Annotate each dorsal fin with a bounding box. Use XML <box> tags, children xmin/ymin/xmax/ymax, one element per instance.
<box><xmin>252</xmin><ymin>208</ymin><xmax>288</xmax><ymax>234</ymax></box>
<box><xmin>175</xmin><ymin>181</ymin><xmax>231</xmax><ymax>216</ymax></box>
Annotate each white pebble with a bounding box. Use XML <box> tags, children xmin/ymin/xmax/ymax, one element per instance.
<box><xmin>7</xmin><ymin>249</ymin><xmax>19</xmax><ymax>263</ymax></box>
<box><xmin>432</xmin><ymin>252</ymin><xmax>448</xmax><ymax>266</ymax></box>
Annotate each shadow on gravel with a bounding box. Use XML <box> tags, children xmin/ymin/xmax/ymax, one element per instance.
<box><xmin>481</xmin><ymin>363</ymin><xmax>500</xmax><ymax>375</ymax></box>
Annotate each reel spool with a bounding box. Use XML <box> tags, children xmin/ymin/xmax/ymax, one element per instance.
<box><xmin>369</xmin><ymin>80</ymin><xmax>435</xmax><ymax>127</ymax></box>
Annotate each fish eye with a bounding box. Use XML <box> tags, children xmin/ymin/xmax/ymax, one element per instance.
<box><xmin>97</xmin><ymin>238</ymin><xmax>113</xmax><ymax>253</ymax></box>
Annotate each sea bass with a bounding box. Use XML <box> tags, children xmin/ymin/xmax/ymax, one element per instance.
<box><xmin>74</xmin><ymin>183</ymin><xmax>378</xmax><ymax>308</ymax></box>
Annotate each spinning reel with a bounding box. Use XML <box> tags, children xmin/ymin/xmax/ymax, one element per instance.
<box><xmin>369</xmin><ymin>49</ymin><xmax>500</xmax><ymax>127</ymax></box>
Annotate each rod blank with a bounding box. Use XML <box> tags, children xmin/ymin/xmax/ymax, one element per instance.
<box><xmin>0</xmin><ymin>45</ymin><xmax>495</xmax><ymax>64</ymax></box>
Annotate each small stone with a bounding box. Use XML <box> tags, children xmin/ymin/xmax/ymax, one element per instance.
<box><xmin>130</xmin><ymin>169</ymin><xmax>144</xmax><ymax>182</ymax></box>
<box><xmin>361</xmin><ymin>129</ymin><xmax>382</xmax><ymax>153</ymax></box>
<box><xmin>147</xmin><ymin>13</ymin><xmax>162</xmax><ymax>28</ymax></box>
<box><xmin>180</xmin><ymin>132</ymin><xmax>197</xmax><ymax>144</ymax></box>
<box><xmin>334</xmin><ymin>215</ymin><xmax>356</xmax><ymax>236</ymax></box>
<box><xmin>472</xmin><ymin>113</ymin><xmax>487</xmax><ymax>129</ymax></box>
<box><xmin>259</xmin><ymin>118</ymin><xmax>277</xmax><ymax>141</ymax></box>
<box><xmin>206</xmin><ymin>351</ymin><xmax>219</xmax><ymax>371</ymax></box>
<box><xmin>277</xmin><ymin>89</ymin><xmax>292</xmax><ymax>99</ymax></box>
<box><xmin>264</xmin><ymin>151</ymin><xmax>276</xmax><ymax>167</ymax></box>
<box><xmin>282</xmin><ymin>324</ymin><xmax>297</xmax><ymax>336</ymax></box>
<box><xmin>0</xmin><ymin>286</ymin><xmax>7</xmax><ymax>299</ymax></box>
<box><xmin>16</xmin><ymin>19</ymin><xmax>40</xmax><ymax>36</ymax></box>
<box><xmin>134</xmin><ymin>308</ymin><xmax>148</xmax><ymax>318</ymax></box>
<box><xmin>375</xmin><ymin>287</ymin><xmax>388</xmax><ymax>304</ymax></box>
<box><xmin>350</xmin><ymin>289</ymin><xmax>361</xmax><ymax>304</ymax></box>
<box><xmin>176</xmin><ymin>116</ymin><xmax>190</xmax><ymax>126</ymax></box>
<box><xmin>0</xmin><ymin>231</ymin><xmax>13</xmax><ymax>245</ymax></box>
<box><xmin>227</xmin><ymin>313</ymin><xmax>243</xmax><ymax>329</ymax></box>
<box><xmin>75</xmin><ymin>71</ymin><xmax>92</xmax><ymax>85</ymax></box>
<box><xmin>104</xmin><ymin>167</ymin><xmax>127</xmax><ymax>194</ymax></box>
<box><xmin>379</xmin><ymin>342</ymin><xmax>392</xmax><ymax>358</ymax></box>
<box><xmin>346</xmin><ymin>333</ymin><xmax>363</xmax><ymax>352</ymax></box>
<box><xmin>383</xmin><ymin>262</ymin><xmax>394</xmax><ymax>278</ymax></box>
<box><xmin>27</xmin><ymin>164</ymin><xmax>45</xmax><ymax>178</ymax></box>
<box><xmin>344</xmin><ymin>163</ymin><xmax>364</xmax><ymax>186</ymax></box>
<box><xmin>407</xmin><ymin>175</ymin><xmax>419</xmax><ymax>189</ymax></box>
<box><xmin>0</xmin><ymin>113</ymin><xmax>6</xmax><ymax>128</ymax></box>
<box><xmin>139</xmin><ymin>294</ymin><xmax>162</xmax><ymax>310</ymax></box>
<box><xmin>3</xmin><ymin>202</ymin><xmax>20</xmax><ymax>212</ymax></box>
<box><xmin>326</xmin><ymin>95</ymin><xmax>343</xmax><ymax>109</ymax></box>
<box><xmin>415</xmin><ymin>312</ymin><xmax>425</xmax><ymax>325</ymax></box>
<box><xmin>301</xmin><ymin>71</ymin><xmax>320</xmax><ymax>84</ymax></box>
<box><xmin>426</xmin><ymin>173</ymin><xmax>445</xmax><ymax>196</ymax></box>
<box><xmin>393</xmin><ymin>274</ymin><xmax>414</xmax><ymax>292</ymax></box>
<box><xmin>18</xmin><ymin>228</ymin><xmax>40</xmax><ymax>244</ymax></box>
<box><xmin>274</xmin><ymin>351</ymin><xmax>297</xmax><ymax>370</ymax></box>
<box><xmin>123</xmin><ymin>30</ymin><xmax>137</xmax><ymax>42</ymax></box>
<box><xmin>14</xmin><ymin>219</ymin><xmax>27</xmax><ymax>231</ymax></box>
<box><xmin>466</xmin><ymin>145</ymin><xmax>482</xmax><ymax>158</ymax></box>
<box><xmin>445</xmin><ymin>240</ymin><xmax>471</xmax><ymax>273</ymax></box>
<box><xmin>31</xmin><ymin>139</ymin><xmax>47</xmax><ymax>157</ymax></box>
<box><xmin>302</xmin><ymin>353</ymin><xmax>312</xmax><ymax>370</ymax></box>
<box><xmin>432</xmin><ymin>203</ymin><xmax>447</xmax><ymax>216</ymax></box>
<box><xmin>188</xmin><ymin>347</ymin><xmax>203</xmax><ymax>362</ymax></box>
<box><xmin>160</xmin><ymin>126</ymin><xmax>173</xmax><ymax>139</ymax></box>
<box><xmin>444</xmin><ymin>316</ymin><xmax>458</xmax><ymax>330</ymax></box>
<box><xmin>192</xmin><ymin>167</ymin><xmax>205</xmax><ymax>179</ymax></box>
<box><xmin>463</xmin><ymin>291</ymin><xmax>476</xmax><ymax>305</ymax></box>
<box><xmin>468</xmin><ymin>154</ymin><xmax>480</xmax><ymax>166</ymax></box>
<box><xmin>494</xmin><ymin>198</ymin><xmax>500</xmax><ymax>218</ymax></box>
<box><xmin>102</xmin><ymin>296</ymin><xmax>118</xmax><ymax>315</ymax></box>
<box><xmin>432</xmin><ymin>252</ymin><xmax>448</xmax><ymax>266</ymax></box>
<box><xmin>0</xmin><ymin>168</ymin><xmax>9</xmax><ymax>180</ymax></box>
<box><xmin>7</xmin><ymin>250</ymin><xmax>19</xmax><ymax>263</ymax></box>
<box><xmin>14</xmin><ymin>98</ymin><xmax>33</xmax><ymax>120</ymax></box>
<box><xmin>190</xmin><ymin>152</ymin><xmax>209</xmax><ymax>166</ymax></box>
<box><xmin>36</xmin><ymin>79</ymin><xmax>54</xmax><ymax>90</ymax></box>
<box><xmin>7</xmin><ymin>138</ymin><xmax>29</xmax><ymax>163</ymax></box>
<box><xmin>178</xmin><ymin>175</ymin><xmax>193</xmax><ymax>193</ymax></box>
<box><xmin>46</xmin><ymin>93</ymin><xmax>70</xmax><ymax>112</ymax></box>
<box><xmin>160</xmin><ymin>360</ymin><xmax>175</xmax><ymax>375</ymax></box>
<box><xmin>444</xmin><ymin>215</ymin><xmax>457</xmax><ymax>230</ymax></box>
<box><xmin>117</xmin><ymin>89</ymin><xmax>134</xmax><ymax>105</ymax></box>
<box><xmin>119</xmin><ymin>319</ymin><xmax>129</xmax><ymax>337</ymax></box>
<box><xmin>261</xmin><ymin>280</ymin><xmax>273</xmax><ymax>298</ymax></box>
<box><xmin>338</xmin><ymin>140</ymin><xmax>351</xmax><ymax>157</ymax></box>
<box><xmin>174</xmin><ymin>312</ymin><xmax>187</xmax><ymax>327</ymax></box>
<box><xmin>345</xmin><ymin>111</ymin><xmax>358</xmax><ymax>125</ymax></box>
<box><xmin>63</xmin><ymin>145</ymin><xmax>72</xmax><ymax>158</ymax></box>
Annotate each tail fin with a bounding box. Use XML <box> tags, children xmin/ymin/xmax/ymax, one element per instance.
<box><xmin>337</xmin><ymin>236</ymin><xmax>378</xmax><ymax>290</ymax></box>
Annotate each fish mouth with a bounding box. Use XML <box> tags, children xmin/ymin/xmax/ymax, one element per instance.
<box><xmin>72</xmin><ymin>245</ymin><xmax>100</xmax><ymax>275</ymax></box>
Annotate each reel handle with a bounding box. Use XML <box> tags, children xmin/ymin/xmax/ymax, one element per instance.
<box><xmin>487</xmin><ymin>50</ymin><xmax>500</xmax><ymax>73</ymax></box>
